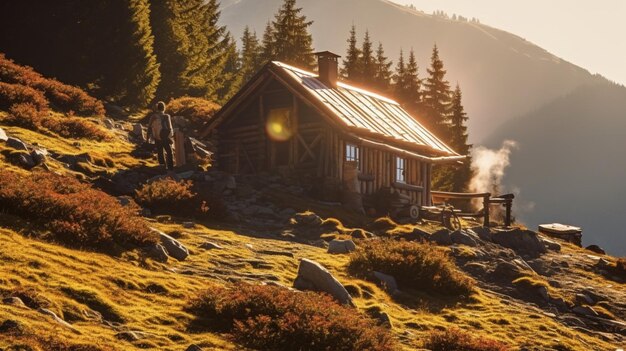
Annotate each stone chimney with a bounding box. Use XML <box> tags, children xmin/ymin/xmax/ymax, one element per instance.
<box><xmin>314</xmin><ymin>51</ymin><xmax>341</xmax><ymax>88</ymax></box>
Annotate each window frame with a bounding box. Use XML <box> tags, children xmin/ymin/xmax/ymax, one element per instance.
<box><xmin>345</xmin><ymin>143</ymin><xmax>360</xmax><ymax>168</ymax></box>
<box><xmin>395</xmin><ymin>156</ymin><xmax>406</xmax><ymax>183</ymax></box>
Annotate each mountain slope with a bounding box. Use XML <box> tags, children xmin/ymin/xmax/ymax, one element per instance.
<box><xmin>220</xmin><ymin>0</ymin><xmax>599</xmax><ymax>142</ymax></box>
<box><xmin>486</xmin><ymin>80</ymin><xmax>626</xmax><ymax>255</ymax></box>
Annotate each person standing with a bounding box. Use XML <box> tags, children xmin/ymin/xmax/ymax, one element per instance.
<box><xmin>147</xmin><ymin>101</ymin><xmax>174</xmax><ymax>171</ymax></box>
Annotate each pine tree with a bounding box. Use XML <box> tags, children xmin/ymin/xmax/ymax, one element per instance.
<box><xmin>341</xmin><ymin>25</ymin><xmax>362</xmax><ymax>82</ymax></box>
<box><xmin>393</xmin><ymin>49</ymin><xmax>420</xmax><ymax>113</ymax></box>
<box><xmin>422</xmin><ymin>44</ymin><xmax>452</xmax><ymax>136</ymax></box>
<box><xmin>215</xmin><ymin>33</ymin><xmax>242</xmax><ymax>102</ymax></box>
<box><xmin>201</xmin><ymin>0</ymin><xmax>230</xmax><ymax>101</ymax></box>
<box><xmin>448</xmin><ymin>83</ymin><xmax>472</xmax><ymax>191</ymax></box>
<box><xmin>269</xmin><ymin>0</ymin><xmax>315</xmax><ymax>69</ymax></box>
<box><xmin>360</xmin><ymin>30</ymin><xmax>376</xmax><ymax>86</ymax></box>
<box><xmin>150</xmin><ymin>0</ymin><xmax>227</xmax><ymax>100</ymax></box>
<box><xmin>372</xmin><ymin>42</ymin><xmax>393</xmax><ymax>93</ymax></box>
<box><xmin>240</xmin><ymin>26</ymin><xmax>263</xmax><ymax>83</ymax></box>
<box><xmin>260</xmin><ymin>21</ymin><xmax>276</xmax><ymax>63</ymax></box>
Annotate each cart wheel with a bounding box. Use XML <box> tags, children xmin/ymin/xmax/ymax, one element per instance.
<box><xmin>409</xmin><ymin>205</ymin><xmax>420</xmax><ymax>219</ymax></box>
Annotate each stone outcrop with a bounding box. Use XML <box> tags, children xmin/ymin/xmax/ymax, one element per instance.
<box><xmin>293</xmin><ymin>258</ymin><xmax>353</xmax><ymax>305</ymax></box>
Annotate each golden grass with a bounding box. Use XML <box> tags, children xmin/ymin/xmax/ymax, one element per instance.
<box><xmin>0</xmin><ymin>218</ymin><xmax>618</xmax><ymax>351</ymax></box>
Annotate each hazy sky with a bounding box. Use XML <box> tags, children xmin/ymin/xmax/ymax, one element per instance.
<box><xmin>391</xmin><ymin>0</ymin><xmax>626</xmax><ymax>85</ymax></box>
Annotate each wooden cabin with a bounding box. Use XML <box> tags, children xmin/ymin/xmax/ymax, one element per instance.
<box><xmin>199</xmin><ymin>52</ymin><xmax>465</xmax><ymax>206</ymax></box>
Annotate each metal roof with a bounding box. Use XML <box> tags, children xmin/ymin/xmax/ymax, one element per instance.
<box><xmin>272</xmin><ymin>61</ymin><xmax>459</xmax><ymax>157</ymax></box>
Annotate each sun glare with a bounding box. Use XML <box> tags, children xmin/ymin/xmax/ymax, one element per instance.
<box><xmin>266</xmin><ymin>108</ymin><xmax>293</xmax><ymax>141</ymax></box>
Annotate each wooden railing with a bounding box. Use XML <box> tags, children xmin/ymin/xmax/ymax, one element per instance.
<box><xmin>430</xmin><ymin>191</ymin><xmax>514</xmax><ymax>227</ymax></box>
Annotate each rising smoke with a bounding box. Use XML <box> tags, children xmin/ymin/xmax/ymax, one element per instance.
<box><xmin>469</xmin><ymin>140</ymin><xmax>518</xmax><ymax>196</ymax></box>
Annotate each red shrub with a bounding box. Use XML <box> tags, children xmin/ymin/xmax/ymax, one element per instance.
<box><xmin>0</xmin><ymin>171</ymin><xmax>157</xmax><ymax>251</ymax></box>
<box><xmin>188</xmin><ymin>283</ymin><xmax>399</xmax><ymax>351</ymax></box>
<box><xmin>0</xmin><ymin>53</ymin><xmax>104</xmax><ymax>116</ymax></box>
<box><xmin>135</xmin><ymin>178</ymin><xmax>226</xmax><ymax>220</ymax></box>
<box><xmin>349</xmin><ymin>239</ymin><xmax>474</xmax><ymax>297</ymax></box>
<box><xmin>0</xmin><ymin>81</ymin><xmax>48</xmax><ymax>110</ymax></box>
<box><xmin>424</xmin><ymin>328</ymin><xmax>509</xmax><ymax>351</ymax></box>
<box><xmin>4</xmin><ymin>103</ymin><xmax>47</xmax><ymax>129</ymax></box>
<box><xmin>166</xmin><ymin>96</ymin><xmax>220</xmax><ymax>131</ymax></box>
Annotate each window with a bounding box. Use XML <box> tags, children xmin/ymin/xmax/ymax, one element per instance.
<box><xmin>395</xmin><ymin>157</ymin><xmax>406</xmax><ymax>183</ymax></box>
<box><xmin>345</xmin><ymin>144</ymin><xmax>359</xmax><ymax>167</ymax></box>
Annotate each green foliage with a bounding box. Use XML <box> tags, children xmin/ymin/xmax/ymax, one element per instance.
<box><xmin>188</xmin><ymin>283</ymin><xmax>399</xmax><ymax>351</ymax></box>
<box><xmin>265</xmin><ymin>0</ymin><xmax>315</xmax><ymax>69</ymax></box>
<box><xmin>422</xmin><ymin>44</ymin><xmax>452</xmax><ymax>136</ymax></box>
<box><xmin>348</xmin><ymin>239</ymin><xmax>474</xmax><ymax>296</ymax></box>
<box><xmin>240</xmin><ymin>26</ymin><xmax>264</xmax><ymax>83</ymax></box>
<box><xmin>394</xmin><ymin>49</ymin><xmax>421</xmax><ymax>113</ymax></box>
<box><xmin>0</xmin><ymin>1</ymin><xmax>160</xmax><ymax>109</ymax></box>
<box><xmin>424</xmin><ymin>328</ymin><xmax>510</xmax><ymax>351</ymax></box>
<box><xmin>373</xmin><ymin>43</ymin><xmax>393</xmax><ymax>93</ymax></box>
<box><xmin>135</xmin><ymin>178</ymin><xmax>226</xmax><ymax>219</ymax></box>
<box><xmin>0</xmin><ymin>171</ymin><xmax>157</xmax><ymax>251</ymax></box>
<box><xmin>341</xmin><ymin>25</ymin><xmax>363</xmax><ymax>82</ymax></box>
<box><xmin>166</xmin><ymin>96</ymin><xmax>221</xmax><ymax>132</ymax></box>
<box><xmin>214</xmin><ymin>33</ymin><xmax>243</xmax><ymax>102</ymax></box>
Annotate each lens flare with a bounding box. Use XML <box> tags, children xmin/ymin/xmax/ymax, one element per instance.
<box><xmin>266</xmin><ymin>108</ymin><xmax>292</xmax><ymax>141</ymax></box>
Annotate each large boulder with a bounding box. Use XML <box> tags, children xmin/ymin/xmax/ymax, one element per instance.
<box><xmin>327</xmin><ymin>239</ymin><xmax>357</xmax><ymax>254</ymax></box>
<box><xmin>450</xmin><ymin>229</ymin><xmax>479</xmax><ymax>247</ymax></box>
<box><xmin>152</xmin><ymin>228</ymin><xmax>189</xmax><ymax>261</ymax></box>
<box><xmin>492</xmin><ymin>228</ymin><xmax>546</xmax><ymax>257</ymax></box>
<box><xmin>491</xmin><ymin>259</ymin><xmax>535</xmax><ymax>280</ymax></box>
<box><xmin>292</xmin><ymin>212</ymin><xmax>323</xmax><ymax>226</ymax></box>
<box><xmin>146</xmin><ymin>244</ymin><xmax>169</xmax><ymax>263</ymax></box>
<box><xmin>429</xmin><ymin>228</ymin><xmax>452</xmax><ymax>245</ymax></box>
<box><xmin>293</xmin><ymin>258</ymin><xmax>353</xmax><ymax>305</ymax></box>
<box><xmin>131</xmin><ymin>123</ymin><xmax>146</xmax><ymax>142</ymax></box>
<box><xmin>373</xmin><ymin>271</ymin><xmax>398</xmax><ymax>293</ymax></box>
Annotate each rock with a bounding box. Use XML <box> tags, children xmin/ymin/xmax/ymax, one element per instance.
<box><xmin>366</xmin><ymin>306</ymin><xmax>393</xmax><ymax>328</ymax></box>
<box><xmin>117</xmin><ymin>196</ymin><xmax>133</xmax><ymax>207</ymax></box>
<box><xmin>0</xmin><ymin>319</ymin><xmax>23</xmax><ymax>335</ymax></box>
<box><xmin>293</xmin><ymin>212</ymin><xmax>323</xmax><ymax>226</ymax></box>
<box><xmin>429</xmin><ymin>228</ymin><xmax>452</xmax><ymax>245</ymax></box>
<box><xmin>7</xmin><ymin>137</ymin><xmax>28</xmax><ymax>150</ymax></box>
<box><xmin>293</xmin><ymin>258</ymin><xmax>353</xmax><ymax>305</ymax></box>
<box><xmin>104</xmin><ymin>118</ymin><xmax>115</xmax><ymax>129</ymax></box>
<box><xmin>492</xmin><ymin>228</ymin><xmax>546</xmax><ymax>256</ymax></box>
<box><xmin>2</xmin><ymin>297</ymin><xmax>26</xmax><ymax>308</ymax></box>
<box><xmin>596</xmin><ymin>258</ymin><xmax>611</xmax><ymax>269</ymax></box>
<box><xmin>403</xmin><ymin>227</ymin><xmax>430</xmax><ymax>241</ymax></box>
<box><xmin>450</xmin><ymin>229</ymin><xmax>479</xmax><ymax>247</ymax></box>
<box><xmin>177</xmin><ymin>171</ymin><xmax>195</xmax><ymax>179</ymax></box>
<box><xmin>539</xmin><ymin>236</ymin><xmax>562</xmax><ymax>252</ymax></box>
<box><xmin>38</xmin><ymin>308</ymin><xmax>78</xmax><ymax>331</ymax></box>
<box><xmin>116</xmin><ymin>330</ymin><xmax>147</xmax><ymax>341</ymax></box>
<box><xmin>186</xmin><ymin>345</ymin><xmax>203</xmax><ymax>351</ymax></box>
<box><xmin>350</xmin><ymin>228</ymin><xmax>374</xmax><ymax>239</ymax></box>
<box><xmin>585</xmin><ymin>245</ymin><xmax>606</xmax><ymax>255</ymax></box>
<box><xmin>471</xmin><ymin>226</ymin><xmax>493</xmax><ymax>241</ymax></box>
<box><xmin>538</xmin><ymin>223</ymin><xmax>582</xmax><ymax>246</ymax></box>
<box><xmin>0</xmin><ymin>126</ymin><xmax>8</xmax><ymax>142</ymax></box>
<box><xmin>146</xmin><ymin>244</ymin><xmax>169</xmax><ymax>263</ymax></box>
<box><xmin>573</xmin><ymin>305</ymin><xmax>599</xmax><ymax>317</ymax></box>
<box><xmin>491</xmin><ymin>259</ymin><xmax>535</xmax><ymax>280</ymax></box>
<box><xmin>182</xmin><ymin>221</ymin><xmax>195</xmax><ymax>229</ymax></box>
<box><xmin>104</xmin><ymin>103</ymin><xmax>128</xmax><ymax>119</ymax></box>
<box><xmin>327</xmin><ymin>239</ymin><xmax>357</xmax><ymax>254</ymax></box>
<box><xmin>199</xmin><ymin>242</ymin><xmax>222</xmax><ymax>250</ymax></box>
<box><xmin>256</xmin><ymin>249</ymin><xmax>295</xmax><ymax>258</ymax></box>
<box><xmin>131</xmin><ymin>123</ymin><xmax>145</xmax><ymax>142</ymax></box>
<box><xmin>225</xmin><ymin>175</ymin><xmax>237</xmax><ymax>189</ymax></box>
<box><xmin>373</xmin><ymin>271</ymin><xmax>398</xmax><ymax>293</ymax></box>
<box><xmin>153</xmin><ymin>229</ymin><xmax>189</xmax><ymax>261</ymax></box>
<box><xmin>30</xmin><ymin>149</ymin><xmax>47</xmax><ymax>165</ymax></box>
<box><xmin>537</xmin><ymin>286</ymin><xmax>550</xmax><ymax>301</ymax></box>
<box><xmin>310</xmin><ymin>239</ymin><xmax>328</xmax><ymax>249</ymax></box>
<box><xmin>279</xmin><ymin>208</ymin><xmax>297</xmax><ymax>218</ymax></box>
<box><xmin>575</xmin><ymin>293</ymin><xmax>594</xmax><ymax>305</ymax></box>
<box><xmin>11</xmin><ymin>152</ymin><xmax>35</xmax><ymax>169</ymax></box>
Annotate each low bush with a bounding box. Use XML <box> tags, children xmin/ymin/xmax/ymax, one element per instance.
<box><xmin>610</xmin><ymin>257</ymin><xmax>626</xmax><ymax>279</ymax></box>
<box><xmin>135</xmin><ymin>178</ymin><xmax>226</xmax><ymax>220</ymax></box>
<box><xmin>348</xmin><ymin>239</ymin><xmax>474</xmax><ymax>297</ymax></box>
<box><xmin>187</xmin><ymin>283</ymin><xmax>399</xmax><ymax>351</ymax></box>
<box><xmin>166</xmin><ymin>96</ymin><xmax>220</xmax><ymax>131</ymax></box>
<box><xmin>0</xmin><ymin>54</ymin><xmax>104</xmax><ymax>116</ymax></box>
<box><xmin>369</xmin><ymin>217</ymin><xmax>398</xmax><ymax>233</ymax></box>
<box><xmin>2</xmin><ymin>103</ymin><xmax>109</xmax><ymax>140</ymax></box>
<box><xmin>0</xmin><ymin>81</ymin><xmax>49</xmax><ymax>111</ymax></box>
<box><xmin>424</xmin><ymin>328</ymin><xmax>509</xmax><ymax>351</ymax></box>
<box><xmin>0</xmin><ymin>171</ymin><xmax>157</xmax><ymax>251</ymax></box>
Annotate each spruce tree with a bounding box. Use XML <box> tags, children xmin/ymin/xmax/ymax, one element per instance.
<box><xmin>151</xmin><ymin>0</ymin><xmax>210</xmax><ymax>99</ymax></box>
<box><xmin>260</xmin><ymin>21</ymin><xmax>276</xmax><ymax>63</ymax></box>
<box><xmin>202</xmin><ymin>0</ymin><xmax>229</xmax><ymax>100</ymax></box>
<box><xmin>269</xmin><ymin>0</ymin><xmax>315</xmax><ymax>69</ymax></box>
<box><xmin>215</xmin><ymin>33</ymin><xmax>242</xmax><ymax>102</ymax></box>
<box><xmin>393</xmin><ymin>49</ymin><xmax>420</xmax><ymax>113</ymax></box>
<box><xmin>373</xmin><ymin>42</ymin><xmax>393</xmax><ymax>93</ymax></box>
<box><xmin>393</xmin><ymin>49</ymin><xmax>406</xmax><ymax>100</ymax></box>
<box><xmin>423</xmin><ymin>44</ymin><xmax>452</xmax><ymax>136</ymax></box>
<box><xmin>240</xmin><ymin>26</ymin><xmax>263</xmax><ymax>83</ymax></box>
<box><xmin>448</xmin><ymin>84</ymin><xmax>472</xmax><ymax>191</ymax></box>
<box><xmin>360</xmin><ymin>30</ymin><xmax>376</xmax><ymax>86</ymax></box>
<box><xmin>341</xmin><ymin>25</ymin><xmax>362</xmax><ymax>82</ymax></box>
